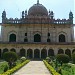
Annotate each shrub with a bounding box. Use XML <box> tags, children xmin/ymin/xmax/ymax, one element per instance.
<box><xmin>56</xmin><ymin>54</ymin><xmax>70</xmax><ymax>63</ymax></box>
<box><xmin>43</xmin><ymin>60</ymin><xmax>60</xmax><ymax>75</ymax></box>
<box><xmin>3</xmin><ymin>51</ymin><xmax>18</xmax><ymax>68</ymax></box>
<box><xmin>46</xmin><ymin>57</ymin><xmax>51</xmax><ymax>63</ymax></box>
<box><xmin>20</xmin><ymin>57</ymin><xmax>26</xmax><ymax>63</ymax></box>
<box><xmin>4</xmin><ymin>64</ymin><xmax>9</xmax><ymax>72</ymax></box>
<box><xmin>72</xmin><ymin>52</ymin><xmax>75</xmax><ymax>64</ymax></box>
<box><xmin>1</xmin><ymin>60</ymin><xmax>30</xmax><ymax>75</ymax></box>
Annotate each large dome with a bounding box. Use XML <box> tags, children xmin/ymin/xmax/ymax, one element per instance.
<box><xmin>28</xmin><ymin>3</ymin><xmax>48</xmax><ymax>16</ymax></box>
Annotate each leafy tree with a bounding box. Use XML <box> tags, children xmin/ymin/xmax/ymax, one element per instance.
<box><xmin>56</xmin><ymin>54</ymin><xmax>70</xmax><ymax>64</ymax></box>
<box><xmin>3</xmin><ymin>51</ymin><xmax>18</xmax><ymax>68</ymax></box>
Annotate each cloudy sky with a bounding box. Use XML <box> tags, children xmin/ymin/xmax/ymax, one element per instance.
<box><xmin>0</xmin><ymin>0</ymin><xmax>74</xmax><ymax>23</ymax></box>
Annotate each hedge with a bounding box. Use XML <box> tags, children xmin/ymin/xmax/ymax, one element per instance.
<box><xmin>0</xmin><ymin>60</ymin><xmax>30</xmax><ymax>75</ymax></box>
<box><xmin>43</xmin><ymin>60</ymin><xmax>60</xmax><ymax>75</ymax></box>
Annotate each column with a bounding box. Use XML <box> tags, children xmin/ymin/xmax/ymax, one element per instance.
<box><xmin>33</xmin><ymin>50</ymin><xmax>34</xmax><ymax>59</ymax></box>
<box><xmin>25</xmin><ymin>50</ymin><xmax>27</xmax><ymax>57</ymax></box>
<box><xmin>40</xmin><ymin>50</ymin><xmax>41</xmax><ymax>59</ymax></box>
<box><xmin>47</xmin><ymin>50</ymin><xmax>48</xmax><ymax>57</ymax></box>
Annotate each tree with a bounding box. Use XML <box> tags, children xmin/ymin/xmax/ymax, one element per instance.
<box><xmin>72</xmin><ymin>52</ymin><xmax>75</xmax><ymax>64</ymax></box>
<box><xmin>56</xmin><ymin>54</ymin><xmax>70</xmax><ymax>64</ymax></box>
<box><xmin>3</xmin><ymin>51</ymin><xmax>18</xmax><ymax>68</ymax></box>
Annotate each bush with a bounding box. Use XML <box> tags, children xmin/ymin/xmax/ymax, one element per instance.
<box><xmin>3</xmin><ymin>51</ymin><xmax>18</xmax><ymax>68</ymax></box>
<box><xmin>72</xmin><ymin>52</ymin><xmax>75</xmax><ymax>64</ymax></box>
<box><xmin>20</xmin><ymin>57</ymin><xmax>26</xmax><ymax>63</ymax></box>
<box><xmin>46</xmin><ymin>57</ymin><xmax>51</xmax><ymax>63</ymax></box>
<box><xmin>4</xmin><ymin>64</ymin><xmax>9</xmax><ymax>72</ymax></box>
<box><xmin>56</xmin><ymin>54</ymin><xmax>70</xmax><ymax>63</ymax></box>
<box><xmin>43</xmin><ymin>60</ymin><xmax>60</xmax><ymax>75</ymax></box>
<box><xmin>1</xmin><ymin>60</ymin><xmax>30</xmax><ymax>75</ymax></box>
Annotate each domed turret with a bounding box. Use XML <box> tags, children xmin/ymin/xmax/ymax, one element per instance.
<box><xmin>28</xmin><ymin>0</ymin><xmax>48</xmax><ymax>16</ymax></box>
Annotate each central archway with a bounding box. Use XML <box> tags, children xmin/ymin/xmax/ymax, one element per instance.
<box><xmin>34</xmin><ymin>34</ymin><xmax>41</xmax><ymax>42</ymax></box>
<box><xmin>41</xmin><ymin>49</ymin><xmax>47</xmax><ymax>59</ymax></box>
<box><xmin>34</xmin><ymin>49</ymin><xmax>40</xmax><ymax>58</ymax></box>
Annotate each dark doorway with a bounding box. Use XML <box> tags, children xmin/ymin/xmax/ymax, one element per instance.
<box><xmin>34</xmin><ymin>49</ymin><xmax>40</xmax><ymax>58</ymax></box>
<box><xmin>59</xmin><ymin>34</ymin><xmax>65</xmax><ymax>42</ymax></box>
<box><xmin>48</xmin><ymin>49</ymin><xmax>54</xmax><ymax>56</ymax></box>
<box><xmin>41</xmin><ymin>49</ymin><xmax>47</xmax><ymax>59</ymax></box>
<box><xmin>34</xmin><ymin>34</ymin><xmax>41</xmax><ymax>42</ymax></box>
<box><xmin>3</xmin><ymin>48</ymin><xmax>8</xmax><ymax>54</ymax></box>
<box><xmin>20</xmin><ymin>49</ymin><xmax>25</xmax><ymax>57</ymax></box>
<box><xmin>27</xmin><ymin>49</ymin><xmax>33</xmax><ymax>58</ymax></box>
<box><xmin>58</xmin><ymin>49</ymin><xmax>64</xmax><ymax>54</ymax></box>
<box><xmin>9</xmin><ymin>34</ymin><xmax>16</xmax><ymax>42</ymax></box>
<box><xmin>10</xmin><ymin>48</ymin><xmax>16</xmax><ymax>52</ymax></box>
<box><xmin>65</xmin><ymin>49</ymin><xmax>71</xmax><ymax>57</ymax></box>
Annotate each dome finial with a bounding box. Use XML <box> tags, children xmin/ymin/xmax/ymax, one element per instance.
<box><xmin>37</xmin><ymin>0</ymin><xmax>39</xmax><ymax>4</ymax></box>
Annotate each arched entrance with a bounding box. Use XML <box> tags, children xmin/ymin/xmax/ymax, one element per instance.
<box><xmin>3</xmin><ymin>48</ymin><xmax>8</xmax><ymax>54</ymax></box>
<box><xmin>59</xmin><ymin>34</ymin><xmax>65</xmax><ymax>42</ymax></box>
<box><xmin>58</xmin><ymin>49</ymin><xmax>64</xmax><ymax>54</ymax></box>
<box><xmin>20</xmin><ymin>49</ymin><xmax>26</xmax><ymax>57</ymax></box>
<box><xmin>65</xmin><ymin>49</ymin><xmax>71</xmax><ymax>57</ymax></box>
<box><xmin>41</xmin><ymin>49</ymin><xmax>47</xmax><ymax>59</ymax></box>
<box><xmin>9</xmin><ymin>34</ymin><xmax>16</xmax><ymax>42</ymax></box>
<box><xmin>10</xmin><ymin>48</ymin><xmax>16</xmax><ymax>52</ymax></box>
<box><xmin>27</xmin><ymin>49</ymin><xmax>33</xmax><ymax>58</ymax></box>
<box><xmin>34</xmin><ymin>34</ymin><xmax>41</xmax><ymax>42</ymax></box>
<box><xmin>72</xmin><ymin>49</ymin><xmax>75</xmax><ymax>54</ymax></box>
<box><xmin>48</xmin><ymin>49</ymin><xmax>54</xmax><ymax>56</ymax></box>
<box><xmin>34</xmin><ymin>49</ymin><xmax>40</xmax><ymax>58</ymax></box>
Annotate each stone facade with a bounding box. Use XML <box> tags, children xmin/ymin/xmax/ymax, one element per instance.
<box><xmin>0</xmin><ymin>0</ymin><xmax>74</xmax><ymax>59</ymax></box>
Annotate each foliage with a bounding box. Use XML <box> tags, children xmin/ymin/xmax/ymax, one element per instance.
<box><xmin>0</xmin><ymin>60</ymin><xmax>30</xmax><ymax>75</ymax></box>
<box><xmin>46</xmin><ymin>57</ymin><xmax>51</xmax><ymax>63</ymax></box>
<box><xmin>72</xmin><ymin>52</ymin><xmax>75</xmax><ymax>64</ymax></box>
<box><xmin>20</xmin><ymin>57</ymin><xmax>26</xmax><ymax>63</ymax></box>
<box><xmin>56</xmin><ymin>54</ymin><xmax>70</xmax><ymax>63</ymax></box>
<box><xmin>0</xmin><ymin>61</ymin><xmax>9</xmax><ymax>74</ymax></box>
<box><xmin>3</xmin><ymin>51</ymin><xmax>18</xmax><ymax>68</ymax></box>
<box><xmin>43</xmin><ymin>60</ymin><xmax>60</xmax><ymax>75</ymax></box>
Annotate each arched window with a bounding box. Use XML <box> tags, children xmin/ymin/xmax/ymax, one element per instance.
<box><xmin>34</xmin><ymin>34</ymin><xmax>41</xmax><ymax>42</ymax></box>
<box><xmin>9</xmin><ymin>34</ymin><xmax>16</xmax><ymax>42</ymax></box>
<box><xmin>59</xmin><ymin>34</ymin><xmax>65</xmax><ymax>42</ymax></box>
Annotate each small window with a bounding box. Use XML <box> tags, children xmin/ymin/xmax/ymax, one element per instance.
<box><xmin>48</xmin><ymin>33</ymin><xmax>50</xmax><ymax>36</ymax></box>
<box><xmin>25</xmin><ymin>33</ymin><xmax>27</xmax><ymax>36</ymax></box>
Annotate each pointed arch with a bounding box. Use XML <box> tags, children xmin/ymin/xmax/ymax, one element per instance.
<box><xmin>27</xmin><ymin>49</ymin><xmax>33</xmax><ymax>58</ymax></box>
<box><xmin>3</xmin><ymin>48</ymin><xmax>8</xmax><ymax>54</ymax></box>
<box><xmin>10</xmin><ymin>48</ymin><xmax>16</xmax><ymax>52</ymax></box>
<box><xmin>48</xmin><ymin>49</ymin><xmax>54</xmax><ymax>56</ymax></box>
<box><xmin>58</xmin><ymin>49</ymin><xmax>64</xmax><ymax>54</ymax></box>
<box><xmin>9</xmin><ymin>34</ymin><xmax>16</xmax><ymax>42</ymax></box>
<box><xmin>59</xmin><ymin>34</ymin><xmax>65</xmax><ymax>42</ymax></box>
<box><xmin>34</xmin><ymin>49</ymin><xmax>40</xmax><ymax>58</ymax></box>
<box><xmin>20</xmin><ymin>49</ymin><xmax>26</xmax><ymax>57</ymax></box>
<box><xmin>41</xmin><ymin>49</ymin><xmax>47</xmax><ymax>59</ymax></box>
<box><xmin>34</xmin><ymin>34</ymin><xmax>41</xmax><ymax>42</ymax></box>
<box><xmin>65</xmin><ymin>49</ymin><xmax>71</xmax><ymax>57</ymax></box>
